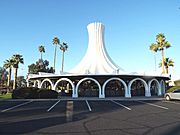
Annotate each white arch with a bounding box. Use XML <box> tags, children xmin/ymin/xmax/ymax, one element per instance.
<box><xmin>54</xmin><ymin>78</ymin><xmax>76</xmax><ymax>97</ymax></box>
<box><xmin>33</xmin><ymin>80</ymin><xmax>38</xmax><ymax>87</ymax></box>
<box><xmin>75</xmin><ymin>77</ymin><xmax>103</xmax><ymax>98</ymax></box>
<box><xmin>160</xmin><ymin>80</ymin><xmax>166</xmax><ymax>95</ymax></box>
<box><xmin>102</xmin><ymin>77</ymin><xmax>129</xmax><ymax>98</ymax></box>
<box><xmin>128</xmin><ymin>78</ymin><xmax>150</xmax><ymax>97</ymax></box>
<box><xmin>148</xmin><ymin>79</ymin><xmax>161</xmax><ymax>96</ymax></box>
<box><xmin>40</xmin><ymin>78</ymin><xmax>54</xmax><ymax>90</ymax></box>
<box><xmin>33</xmin><ymin>80</ymin><xmax>41</xmax><ymax>88</ymax></box>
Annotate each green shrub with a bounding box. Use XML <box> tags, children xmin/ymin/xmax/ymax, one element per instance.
<box><xmin>166</xmin><ymin>86</ymin><xmax>180</xmax><ymax>93</ymax></box>
<box><xmin>38</xmin><ymin>89</ymin><xmax>58</xmax><ymax>99</ymax></box>
<box><xmin>12</xmin><ymin>87</ymin><xmax>58</xmax><ymax>99</ymax></box>
<box><xmin>12</xmin><ymin>87</ymin><xmax>39</xmax><ymax>99</ymax></box>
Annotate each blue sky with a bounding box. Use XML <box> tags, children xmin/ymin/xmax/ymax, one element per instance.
<box><xmin>0</xmin><ymin>0</ymin><xmax>180</xmax><ymax>80</ymax></box>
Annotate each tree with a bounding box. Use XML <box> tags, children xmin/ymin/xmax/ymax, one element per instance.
<box><xmin>159</xmin><ymin>58</ymin><xmax>174</xmax><ymax>74</ymax></box>
<box><xmin>149</xmin><ymin>43</ymin><xmax>158</xmax><ymax>71</ymax></box>
<box><xmin>0</xmin><ymin>67</ymin><xmax>8</xmax><ymax>87</ymax></box>
<box><xmin>52</xmin><ymin>37</ymin><xmax>60</xmax><ymax>72</ymax></box>
<box><xmin>60</xmin><ymin>42</ymin><xmax>68</xmax><ymax>72</ymax></box>
<box><xmin>16</xmin><ymin>76</ymin><xmax>26</xmax><ymax>88</ymax></box>
<box><xmin>38</xmin><ymin>45</ymin><xmax>45</xmax><ymax>60</ymax></box>
<box><xmin>3</xmin><ymin>59</ymin><xmax>13</xmax><ymax>87</ymax></box>
<box><xmin>150</xmin><ymin>33</ymin><xmax>171</xmax><ymax>74</ymax></box>
<box><xmin>28</xmin><ymin>59</ymin><xmax>54</xmax><ymax>74</ymax></box>
<box><xmin>11</xmin><ymin>54</ymin><xmax>24</xmax><ymax>89</ymax></box>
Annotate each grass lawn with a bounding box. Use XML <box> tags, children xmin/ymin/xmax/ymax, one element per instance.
<box><xmin>0</xmin><ymin>93</ymin><xmax>12</xmax><ymax>99</ymax></box>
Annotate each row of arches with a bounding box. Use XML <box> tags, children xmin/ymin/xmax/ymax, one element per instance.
<box><xmin>30</xmin><ymin>77</ymin><xmax>166</xmax><ymax>98</ymax></box>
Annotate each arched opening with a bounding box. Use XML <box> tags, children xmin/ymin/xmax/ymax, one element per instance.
<box><xmin>103</xmin><ymin>78</ymin><xmax>127</xmax><ymax>97</ymax></box>
<box><xmin>149</xmin><ymin>79</ymin><xmax>159</xmax><ymax>96</ymax></box>
<box><xmin>33</xmin><ymin>80</ymin><xmax>38</xmax><ymax>88</ymax></box>
<box><xmin>129</xmin><ymin>78</ymin><xmax>148</xmax><ymax>97</ymax></box>
<box><xmin>54</xmin><ymin>78</ymin><xmax>74</xmax><ymax>97</ymax></box>
<box><xmin>131</xmin><ymin>80</ymin><xmax>145</xmax><ymax>96</ymax></box>
<box><xmin>76</xmin><ymin>78</ymin><xmax>101</xmax><ymax>97</ymax></box>
<box><xmin>40</xmin><ymin>79</ymin><xmax>53</xmax><ymax>90</ymax></box>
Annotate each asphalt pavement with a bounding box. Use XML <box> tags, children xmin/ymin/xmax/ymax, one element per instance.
<box><xmin>0</xmin><ymin>98</ymin><xmax>180</xmax><ymax>135</ymax></box>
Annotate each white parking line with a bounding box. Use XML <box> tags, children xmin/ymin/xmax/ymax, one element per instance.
<box><xmin>1</xmin><ymin>101</ymin><xmax>33</xmax><ymax>112</ymax></box>
<box><xmin>137</xmin><ymin>101</ymin><xmax>168</xmax><ymax>110</ymax></box>
<box><xmin>111</xmin><ymin>100</ymin><xmax>131</xmax><ymax>111</ymax></box>
<box><xmin>86</xmin><ymin>100</ymin><xmax>92</xmax><ymax>112</ymax></box>
<box><xmin>163</xmin><ymin>101</ymin><xmax>180</xmax><ymax>105</ymax></box>
<box><xmin>47</xmin><ymin>100</ymin><xmax>61</xmax><ymax>112</ymax></box>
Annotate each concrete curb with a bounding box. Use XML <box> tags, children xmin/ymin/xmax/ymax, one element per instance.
<box><xmin>0</xmin><ymin>96</ymin><xmax>164</xmax><ymax>102</ymax></box>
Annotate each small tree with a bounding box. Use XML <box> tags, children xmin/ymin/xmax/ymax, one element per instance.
<box><xmin>159</xmin><ymin>58</ymin><xmax>174</xmax><ymax>74</ymax></box>
<box><xmin>28</xmin><ymin>59</ymin><xmax>54</xmax><ymax>74</ymax></box>
<box><xmin>3</xmin><ymin>58</ymin><xmax>13</xmax><ymax>87</ymax></box>
<box><xmin>0</xmin><ymin>67</ymin><xmax>8</xmax><ymax>87</ymax></box>
<box><xmin>38</xmin><ymin>45</ymin><xmax>45</xmax><ymax>60</ymax></box>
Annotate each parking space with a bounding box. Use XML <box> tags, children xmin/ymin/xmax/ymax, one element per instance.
<box><xmin>0</xmin><ymin>99</ymin><xmax>180</xmax><ymax>135</ymax></box>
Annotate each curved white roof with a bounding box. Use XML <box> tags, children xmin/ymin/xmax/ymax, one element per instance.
<box><xmin>69</xmin><ymin>22</ymin><xmax>125</xmax><ymax>75</ymax></box>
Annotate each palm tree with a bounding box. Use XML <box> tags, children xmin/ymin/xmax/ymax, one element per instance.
<box><xmin>159</xmin><ymin>58</ymin><xmax>174</xmax><ymax>74</ymax></box>
<box><xmin>38</xmin><ymin>45</ymin><xmax>45</xmax><ymax>60</ymax></box>
<box><xmin>3</xmin><ymin>59</ymin><xmax>13</xmax><ymax>87</ymax></box>
<box><xmin>150</xmin><ymin>33</ymin><xmax>171</xmax><ymax>74</ymax></box>
<box><xmin>60</xmin><ymin>42</ymin><xmax>68</xmax><ymax>72</ymax></box>
<box><xmin>11</xmin><ymin>54</ymin><xmax>24</xmax><ymax>89</ymax></box>
<box><xmin>149</xmin><ymin>43</ymin><xmax>158</xmax><ymax>71</ymax></box>
<box><xmin>52</xmin><ymin>37</ymin><xmax>60</xmax><ymax>72</ymax></box>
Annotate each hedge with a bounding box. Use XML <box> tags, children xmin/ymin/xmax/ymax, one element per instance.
<box><xmin>12</xmin><ymin>87</ymin><xmax>58</xmax><ymax>99</ymax></box>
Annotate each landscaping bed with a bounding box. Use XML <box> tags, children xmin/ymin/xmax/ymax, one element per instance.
<box><xmin>12</xmin><ymin>87</ymin><xmax>58</xmax><ymax>99</ymax></box>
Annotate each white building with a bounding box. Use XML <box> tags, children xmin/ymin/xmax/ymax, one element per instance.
<box><xmin>27</xmin><ymin>22</ymin><xmax>170</xmax><ymax>98</ymax></box>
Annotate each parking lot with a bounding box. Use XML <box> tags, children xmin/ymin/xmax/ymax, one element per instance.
<box><xmin>0</xmin><ymin>99</ymin><xmax>180</xmax><ymax>135</ymax></box>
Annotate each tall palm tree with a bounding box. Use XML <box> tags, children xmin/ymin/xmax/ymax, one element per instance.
<box><xmin>150</xmin><ymin>33</ymin><xmax>171</xmax><ymax>74</ymax></box>
<box><xmin>159</xmin><ymin>58</ymin><xmax>174</xmax><ymax>74</ymax></box>
<box><xmin>38</xmin><ymin>45</ymin><xmax>45</xmax><ymax>60</ymax></box>
<box><xmin>149</xmin><ymin>43</ymin><xmax>158</xmax><ymax>71</ymax></box>
<box><xmin>11</xmin><ymin>54</ymin><xmax>24</xmax><ymax>89</ymax></box>
<box><xmin>60</xmin><ymin>42</ymin><xmax>68</xmax><ymax>72</ymax></box>
<box><xmin>52</xmin><ymin>37</ymin><xmax>60</xmax><ymax>72</ymax></box>
<box><xmin>3</xmin><ymin>59</ymin><xmax>13</xmax><ymax>87</ymax></box>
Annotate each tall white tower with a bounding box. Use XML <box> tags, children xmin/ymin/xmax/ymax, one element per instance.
<box><xmin>70</xmin><ymin>22</ymin><xmax>124</xmax><ymax>75</ymax></box>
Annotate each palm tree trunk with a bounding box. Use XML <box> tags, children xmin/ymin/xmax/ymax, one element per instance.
<box><xmin>53</xmin><ymin>45</ymin><xmax>57</xmax><ymax>72</ymax></box>
<box><xmin>161</xmin><ymin>49</ymin><xmax>165</xmax><ymax>74</ymax></box>
<box><xmin>165</xmin><ymin>66</ymin><xmax>168</xmax><ymax>74</ymax></box>
<box><xmin>61</xmin><ymin>51</ymin><xmax>64</xmax><ymax>72</ymax></box>
<box><xmin>7</xmin><ymin>68</ymin><xmax>11</xmax><ymax>87</ymax></box>
<box><xmin>153</xmin><ymin>52</ymin><xmax>156</xmax><ymax>71</ymax></box>
<box><xmin>41</xmin><ymin>52</ymin><xmax>42</xmax><ymax>60</ymax></box>
<box><xmin>13</xmin><ymin>68</ymin><xmax>17</xmax><ymax>89</ymax></box>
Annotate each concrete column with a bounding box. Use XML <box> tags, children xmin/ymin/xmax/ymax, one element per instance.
<box><xmin>126</xmin><ymin>87</ymin><xmax>131</xmax><ymax>98</ymax></box>
<box><xmin>38</xmin><ymin>80</ymin><xmax>41</xmax><ymax>88</ymax></box>
<box><xmin>27</xmin><ymin>79</ymin><xmax>29</xmax><ymax>87</ymax></box>
<box><xmin>158</xmin><ymin>83</ymin><xmax>162</xmax><ymax>96</ymax></box>
<box><xmin>72</xmin><ymin>84</ymin><xmax>78</xmax><ymax>98</ymax></box>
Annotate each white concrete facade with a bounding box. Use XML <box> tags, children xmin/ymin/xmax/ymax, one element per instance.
<box><xmin>30</xmin><ymin>77</ymin><xmax>166</xmax><ymax>98</ymax></box>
